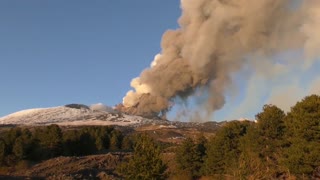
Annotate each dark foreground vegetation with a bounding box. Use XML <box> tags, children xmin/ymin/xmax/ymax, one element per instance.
<box><xmin>0</xmin><ymin>125</ymin><xmax>131</xmax><ymax>166</ymax></box>
<box><xmin>0</xmin><ymin>94</ymin><xmax>319</xmax><ymax>179</ymax></box>
<box><xmin>172</xmin><ymin>94</ymin><xmax>320</xmax><ymax>179</ymax></box>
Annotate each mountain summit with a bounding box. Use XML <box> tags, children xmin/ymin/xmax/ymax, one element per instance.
<box><xmin>0</xmin><ymin>104</ymin><xmax>149</xmax><ymax>126</ymax></box>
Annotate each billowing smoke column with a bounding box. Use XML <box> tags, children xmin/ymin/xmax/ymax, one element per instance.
<box><xmin>121</xmin><ymin>0</ymin><xmax>320</xmax><ymax>118</ymax></box>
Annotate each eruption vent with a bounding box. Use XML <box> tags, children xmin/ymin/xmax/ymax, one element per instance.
<box><xmin>122</xmin><ymin>0</ymin><xmax>320</xmax><ymax>118</ymax></box>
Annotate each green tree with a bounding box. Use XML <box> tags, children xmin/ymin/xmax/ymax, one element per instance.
<box><xmin>121</xmin><ymin>136</ymin><xmax>133</xmax><ymax>151</ymax></box>
<box><xmin>0</xmin><ymin>139</ymin><xmax>6</xmax><ymax>165</ymax></box>
<box><xmin>202</xmin><ymin>121</ymin><xmax>251</xmax><ymax>175</ymax></box>
<box><xmin>282</xmin><ymin>139</ymin><xmax>320</xmax><ymax>175</ymax></box>
<box><xmin>285</xmin><ymin>95</ymin><xmax>320</xmax><ymax>141</ymax></box>
<box><xmin>237</xmin><ymin>128</ymin><xmax>267</xmax><ymax>179</ymax></box>
<box><xmin>255</xmin><ymin>104</ymin><xmax>286</xmax><ymax>176</ymax></box>
<box><xmin>35</xmin><ymin>125</ymin><xmax>63</xmax><ymax>158</ymax></box>
<box><xmin>97</xmin><ymin>126</ymin><xmax>112</xmax><ymax>150</ymax></box>
<box><xmin>109</xmin><ymin>130</ymin><xmax>123</xmax><ymax>151</ymax></box>
<box><xmin>78</xmin><ymin>132</ymin><xmax>97</xmax><ymax>155</ymax></box>
<box><xmin>12</xmin><ymin>137</ymin><xmax>25</xmax><ymax>160</ymax></box>
<box><xmin>175</xmin><ymin>137</ymin><xmax>205</xmax><ymax>178</ymax></box>
<box><xmin>118</xmin><ymin>134</ymin><xmax>167</xmax><ymax>180</ymax></box>
<box><xmin>95</xmin><ymin>136</ymin><xmax>104</xmax><ymax>151</ymax></box>
<box><xmin>3</xmin><ymin>127</ymin><xmax>22</xmax><ymax>152</ymax></box>
<box><xmin>1</xmin><ymin>128</ymin><xmax>34</xmax><ymax>162</ymax></box>
<box><xmin>235</xmin><ymin>104</ymin><xmax>286</xmax><ymax>179</ymax></box>
<box><xmin>62</xmin><ymin>130</ymin><xmax>82</xmax><ymax>156</ymax></box>
<box><xmin>196</xmin><ymin>135</ymin><xmax>207</xmax><ymax>158</ymax></box>
<box><xmin>256</xmin><ymin>104</ymin><xmax>286</xmax><ymax>139</ymax></box>
<box><xmin>282</xmin><ymin>95</ymin><xmax>320</xmax><ymax>176</ymax></box>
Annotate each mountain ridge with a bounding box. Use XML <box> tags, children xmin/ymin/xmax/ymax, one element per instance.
<box><xmin>0</xmin><ymin>104</ymin><xmax>255</xmax><ymax>128</ymax></box>
<box><xmin>0</xmin><ymin>104</ymin><xmax>150</xmax><ymax>126</ymax></box>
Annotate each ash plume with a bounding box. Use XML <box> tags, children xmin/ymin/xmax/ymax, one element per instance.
<box><xmin>122</xmin><ymin>0</ymin><xmax>320</xmax><ymax>118</ymax></box>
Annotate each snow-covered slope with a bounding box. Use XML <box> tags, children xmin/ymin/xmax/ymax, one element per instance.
<box><xmin>0</xmin><ymin>104</ymin><xmax>149</xmax><ymax>126</ymax></box>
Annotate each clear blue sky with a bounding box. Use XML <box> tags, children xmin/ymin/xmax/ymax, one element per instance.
<box><xmin>0</xmin><ymin>0</ymin><xmax>181</xmax><ymax>117</ymax></box>
<box><xmin>1</xmin><ymin>0</ymin><xmax>319</xmax><ymax>121</ymax></box>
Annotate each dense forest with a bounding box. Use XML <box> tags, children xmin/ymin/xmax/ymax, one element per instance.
<box><xmin>0</xmin><ymin>94</ymin><xmax>319</xmax><ymax>179</ymax></box>
<box><xmin>0</xmin><ymin>125</ymin><xmax>130</xmax><ymax>166</ymax></box>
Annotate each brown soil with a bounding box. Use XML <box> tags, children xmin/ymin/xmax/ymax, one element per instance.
<box><xmin>9</xmin><ymin>153</ymin><xmax>128</xmax><ymax>180</ymax></box>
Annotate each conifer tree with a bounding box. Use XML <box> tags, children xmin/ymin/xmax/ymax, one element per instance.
<box><xmin>236</xmin><ymin>105</ymin><xmax>286</xmax><ymax>178</ymax></box>
<box><xmin>0</xmin><ymin>139</ymin><xmax>6</xmax><ymax>165</ymax></box>
<box><xmin>175</xmin><ymin>137</ymin><xmax>205</xmax><ymax>178</ymax></box>
<box><xmin>282</xmin><ymin>95</ymin><xmax>320</xmax><ymax>176</ymax></box>
<box><xmin>255</xmin><ymin>105</ymin><xmax>286</xmax><ymax>175</ymax></box>
<box><xmin>118</xmin><ymin>134</ymin><xmax>167</xmax><ymax>180</ymax></box>
<box><xmin>202</xmin><ymin>121</ymin><xmax>251</xmax><ymax>175</ymax></box>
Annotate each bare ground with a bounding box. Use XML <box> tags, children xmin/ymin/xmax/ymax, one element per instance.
<box><xmin>7</xmin><ymin>153</ymin><xmax>127</xmax><ymax>180</ymax></box>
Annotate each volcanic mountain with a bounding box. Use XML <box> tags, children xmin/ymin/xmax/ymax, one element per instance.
<box><xmin>0</xmin><ymin>103</ymin><xmax>228</xmax><ymax>134</ymax></box>
<box><xmin>0</xmin><ymin>104</ymin><xmax>155</xmax><ymax>126</ymax></box>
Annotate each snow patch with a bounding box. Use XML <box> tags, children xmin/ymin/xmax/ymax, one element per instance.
<box><xmin>0</xmin><ymin>105</ymin><xmax>145</xmax><ymax>126</ymax></box>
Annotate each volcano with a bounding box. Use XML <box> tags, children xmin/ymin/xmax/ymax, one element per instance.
<box><xmin>0</xmin><ymin>104</ymin><xmax>153</xmax><ymax>126</ymax></box>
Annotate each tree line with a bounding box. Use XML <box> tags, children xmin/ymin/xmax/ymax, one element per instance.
<box><xmin>0</xmin><ymin>125</ymin><xmax>132</xmax><ymax>166</ymax></box>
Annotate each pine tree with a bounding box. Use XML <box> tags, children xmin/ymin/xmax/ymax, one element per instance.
<box><xmin>121</xmin><ymin>136</ymin><xmax>133</xmax><ymax>151</ymax></box>
<box><xmin>282</xmin><ymin>95</ymin><xmax>320</xmax><ymax>176</ymax></box>
<box><xmin>255</xmin><ymin>104</ymin><xmax>286</xmax><ymax>175</ymax></box>
<box><xmin>12</xmin><ymin>137</ymin><xmax>25</xmax><ymax>160</ymax></box>
<box><xmin>202</xmin><ymin>121</ymin><xmax>251</xmax><ymax>175</ymax></box>
<box><xmin>35</xmin><ymin>125</ymin><xmax>63</xmax><ymax>158</ymax></box>
<box><xmin>175</xmin><ymin>137</ymin><xmax>204</xmax><ymax>178</ymax></box>
<box><xmin>256</xmin><ymin>104</ymin><xmax>286</xmax><ymax>140</ymax></box>
<box><xmin>109</xmin><ymin>130</ymin><xmax>123</xmax><ymax>151</ymax></box>
<box><xmin>118</xmin><ymin>134</ymin><xmax>167</xmax><ymax>180</ymax></box>
<box><xmin>0</xmin><ymin>139</ymin><xmax>6</xmax><ymax>165</ymax></box>
<box><xmin>235</xmin><ymin>105</ymin><xmax>286</xmax><ymax>179</ymax></box>
<box><xmin>3</xmin><ymin>127</ymin><xmax>22</xmax><ymax>152</ymax></box>
<box><xmin>285</xmin><ymin>95</ymin><xmax>320</xmax><ymax>141</ymax></box>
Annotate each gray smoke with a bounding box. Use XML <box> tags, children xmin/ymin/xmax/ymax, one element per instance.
<box><xmin>122</xmin><ymin>0</ymin><xmax>320</xmax><ymax>118</ymax></box>
<box><xmin>90</xmin><ymin>103</ymin><xmax>116</xmax><ymax>113</ymax></box>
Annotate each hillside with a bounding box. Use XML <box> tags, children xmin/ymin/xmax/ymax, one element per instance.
<box><xmin>0</xmin><ymin>104</ymin><xmax>155</xmax><ymax>126</ymax></box>
<box><xmin>0</xmin><ymin>104</ymin><xmax>226</xmax><ymax>136</ymax></box>
<box><xmin>8</xmin><ymin>153</ymin><xmax>126</xmax><ymax>180</ymax></box>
